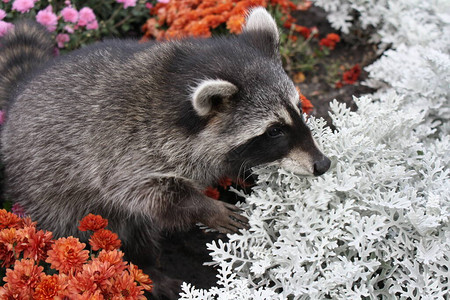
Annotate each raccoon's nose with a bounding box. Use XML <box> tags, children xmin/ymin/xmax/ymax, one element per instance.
<box><xmin>313</xmin><ymin>156</ymin><xmax>331</xmax><ymax>176</ymax></box>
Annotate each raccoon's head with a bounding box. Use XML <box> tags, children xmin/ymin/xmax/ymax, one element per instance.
<box><xmin>187</xmin><ymin>8</ymin><xmax>331</xmax><ymax>179</ymax></box>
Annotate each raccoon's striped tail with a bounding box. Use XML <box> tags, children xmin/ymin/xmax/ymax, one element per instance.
<box><xmin>0</xmin><ymin>20</ymin><xmax>54</xmax><ymax>109</ymax></box>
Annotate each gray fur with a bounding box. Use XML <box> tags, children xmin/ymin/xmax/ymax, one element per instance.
<box><xmin>0</xmin><ymin>8</ymin><xmax>330</xmax><ymax>298</ymax></box>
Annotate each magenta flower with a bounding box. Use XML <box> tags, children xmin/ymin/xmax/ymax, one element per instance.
<box><xmin>0</xmin><ymin>9</ymin><xmax>6</xmax><ymax>20</ymax></box>
<box><xmin>77</xmin><ymin>7</ymin><xmax>96</xmax><ymax>27</ymax></box>
<box><xmin>11</xmin><ymin>203</ymin><xmax>26</xmax><ymax>218</ymax></box>
<box><xmin>12</xmin><ymin>0</ymin><xmax>36</xmax><ymax>13</ymax></box>
<box><xmin>117</xmin><ymin>0</ymin><xmax>137</xmax><ymax>9</ymax></box>
<box><xmin>56</xmin><ymin>33</ymin><xmax>70</xmax><ymax>48</ymax></box>
<box><xmin>36</xmin><ymin>5</ymin><xmax>58</xmax><ymax>32</ymax></box>
<box><xmin>61</xmin><ymin>6</ymin><xmax>78</xmax><ymax>23</ymax></box>
<box><xmin>0</xmin><ymin>20</ymin><xmax>14</xmax><ymax>37</ymax></box>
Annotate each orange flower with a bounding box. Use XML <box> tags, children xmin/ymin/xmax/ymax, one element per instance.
<box><xmin>3</xmin><ymin>259</ymin><xmax>44</xmax><ymax>294</ymax></box>
<box><xmin>95</xmin><ymin>249</ymin><xmax>127</xmax><ymax>273</ymax></box>
<box><xmin>0</xmin><ymin>209</ymin><xmax>22</xmax><ymax>229</ymax></box>
<box><xmin>17</xmin><ymin>226</ymin><xmax>53</xmax><ymax>262</ymax></box>
<box><xmin>295</xmin><ymin>86</ymin><xmax>313</xmax><ymax>114</ymax></box>
<box><xmin>204</xmin><ymin>186</ymin><xmax>220</xmax><ymax>200</ymax></box>
<box><xmin>129</xmin><ymin>263</ymin><xmax>153</xmax><ymax>292</ymax></box>
<box><xmin>46</xmin><ymin>236</ymin><xmax>89</xmax><ymax>274</ymax></box>
<box><xmin>111</xmin><ymin>271</ymin><xmax>146</xmax><ymax>299</ymax></box>
<box><xmin>0</xmin><ymin>228</ymin><xmax>18</xmax><ymax>267</ymax></box>
<box><xmin>78</xmin><ymin>213</ymin><xmax>108</xmax><ymax>232</ymax></box>
<box><xmin>226</xmin><ymin>14</ymin><xmax>245</xmax><ymax>34</ymax></box>
<box><xmin>0</xmin><ymin>284</ymin><xmax>30</xmax><ymax>299</ymax></box>
<box><xmin>68</xmin><ymin>260</ymin><xmax>116</xmax><ymax>294</ymax></box>
<box><xmin>300</xmin><ymin>94</ymin><xmax>314</xmax><ymax>114</ymax></box>
<box><xmin>34</xmin><ymin>274</ymin><xmax>68</xmax><ymax>300</ymax></box>
<box><xmin>89</xmin><ymin>229</ymin><xmax>121</xmax><ymax>251</ymax></box>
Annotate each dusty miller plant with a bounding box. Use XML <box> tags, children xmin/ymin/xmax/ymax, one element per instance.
<box><xmin>179</xmin><ymin>1</ymin><xmax>450</xmax><ymax>299</ymax></box>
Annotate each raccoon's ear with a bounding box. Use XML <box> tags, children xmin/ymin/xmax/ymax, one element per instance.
<box><xmin>191</xmin><ymin>79</ymin><xmax>238</xmax><ymax>116</ymax></box>
<box><xmin>242</xmin><ymin>7</ymin><xmax>280</xmax><ymax>57</ymax></box>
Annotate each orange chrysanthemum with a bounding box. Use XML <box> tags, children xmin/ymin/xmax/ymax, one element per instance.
<box><xmin>78</xmin><ymin>213</ymin><xmax>108</xmax><ymax>232</ymax></box>
<box><xmin>68</xmin><ymin>260</ymin><xmax>116</xmax><ymax>294</ymax></box>
<box><xmin>3</xmin><ymin>259</ymin><xmax>44</xmax><ymax>294</ymax></box>
<box><xmin>17</xmin><ymin>226</ymin><xmax>53</xmax><ymax>262</ymax></box>
<box><xmin>129</xmin><ymin>263</ymin><xmax>153</xmax><ymax>292</ymax></box>
<box><xmin>33</xmin><ymin>274</ymin><xmax>68</xmax><ymax>300</ymax></box>
<box><xmin>89</xmin><ymin>229</ymin><xmax>121</xmax><ymax>251</ymax></box>
<box><xmin>46</xmin><ymin>236</ymin><xmax>89</xmax><ymax>274</ymax></box>
<box><xmin>95</xmin><ymin>249</ymin><xmax>127</xmax><ymax>273</ymax></box>
<box><xmin>142</xmin><ymin>0</ymin><xmax>296</xmax><ymax>41</ymax></box>
<box><xmin>226</xmin><ymin>14</ymin><xmax>245</xmax><ymax>34</ymax></box>
<box><xmin>111</xmin><ymin>271</ymin><xmax>146</xmax><ymax>299</ymax></box>
<box><xmin>0</xmin><ymin>209</ymin><xmax>22</xmax><ymax>229</ymax></box>
<box><xmin>0</xmin><ymin>228</ymin><xmax>18</xmax><ymax>267</ymax></box>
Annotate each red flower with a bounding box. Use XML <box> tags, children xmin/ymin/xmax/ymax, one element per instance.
<box><xmin>294</xmin><ymin>25</ymin><xmax>311</xmax><ymax>39</ymax></box>
<box><xmin>78</xmin><ymin>213</ymin><xmax>108</xmax><ymax>232</ymax></box>
<box><xmin>204</xmin><ymin>186</ymin><xmax>220</xmax><ymax>200</ymax></box>
<box><xmin>319</xmin><ymin>33</ymin><xmax>340</xmax><ymax>50</ymax></box>
<box><xmin>89</xmin><ymin>229</ymin><xmax>121</xmax><ymax>251</ymax></box>
<box><xmin>342</xmin><ymin>64</ymin><xmax>361</xmax><ymax>84</ymax></box>
<box><xmin>218</xmin><ymin>177</ymin><xmax>233</xmax><ymax>189</ymax></box>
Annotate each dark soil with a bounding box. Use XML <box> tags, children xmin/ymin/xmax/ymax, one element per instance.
<box><xmin>156</xmin><ymin>5</ymin><xmax>380</xmax><ymax>295</ymax></box>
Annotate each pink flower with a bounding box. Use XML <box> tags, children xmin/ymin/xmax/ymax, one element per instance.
<box><xmin>0</xmin><ymin>9</ymin><xmax>6</xmax><ymax>20</ymax></box>
<box><xmin>0</xmin><ymin>20</ymin><xmax>14</xmax><ymax>37</ymax></box>
<box><xmin>86</xmin><ymin>19</ymin><xmax>98</xmax><ymax>30</ymax></box>
<box><xmin>117</xmin><ymin>0</ymin><xmax>137</xmax><ymax>9</ymax></box>
<box><xmin>56</xmin><ymin>33</ymin><xmax>70</xmax><ymax>48</ymax></box>
<box><xmin>64</xmin><ymin>25</ymin><xmax>74</xmax><ymax>34</ymax></box>
<box><xmin>61</xmin><ymin>6</ymin><xmax>78</xmax><ymax>23</ymax></box>
<box><xmin>12</xmin><ymin>0</ymin><xmax>35</xmax><ymax>13</ymax></box>
<box><xmin>36</xmin><ymin>5</ymin><xmax>58</xmax><ymax>32</ymax></box>
<box><xmin>145</xmin><ymin>3</ymin><xmax>153</xmax><ymax>10</ymax></box>
<box><xmin>77</xmin><ymin>7</ymin><xmax>96</xmax><ymax>27</ymax></box>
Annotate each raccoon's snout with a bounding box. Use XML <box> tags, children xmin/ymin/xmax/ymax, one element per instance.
<box><xmin>313</xmin><ymin>156</ymin><xmax>331</xmax><ymax>176</ymax></box>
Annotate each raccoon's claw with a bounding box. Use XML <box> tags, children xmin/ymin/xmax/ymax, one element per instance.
<box><xmin>203</xmin><ymin>201</ymin><xmax>250</xmax><ymax>234</ymax></box>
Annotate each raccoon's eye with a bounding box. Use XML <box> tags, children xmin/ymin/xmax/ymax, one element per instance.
<box><xmin>266</xmin><ymin>126</ymin><xmax>285</xmax><ymax>138</ymax></box>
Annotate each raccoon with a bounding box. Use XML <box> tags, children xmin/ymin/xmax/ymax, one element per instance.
<box><xmin>0</xmin><ymin>8</ymin><xmax>330</xmax><ymax>298</ymax></box>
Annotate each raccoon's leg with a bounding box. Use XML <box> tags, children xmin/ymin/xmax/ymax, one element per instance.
<box><xmin>103</xmin><ymin>175</ymin><xmax>250</xmax><ymax>234</ymax></box>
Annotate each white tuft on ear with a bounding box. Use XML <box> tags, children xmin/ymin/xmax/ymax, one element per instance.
<box><xmin>191</xmin><ymin>79</ymin><xmax>238</xmax><ymax>116</ymax></box>
<box><xmin>243</xmin><ymin>7</ymin><xmax>279</xmax><ymax>42</ymax></box>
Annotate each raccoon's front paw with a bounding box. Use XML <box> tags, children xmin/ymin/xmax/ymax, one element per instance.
<box><xmin>202</xmin><ymin>201</ymin><xmax>250</xmax><ymax>234</ymax></box>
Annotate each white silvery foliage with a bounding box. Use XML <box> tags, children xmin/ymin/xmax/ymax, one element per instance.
<box><xmin>179</xmin><ymin>1</ymin><xmax>450</xmax><ymax>299</ymax></box>
<box><xmin>312</xmin><ymin>0</ymin><xmax>450</xmax><ymax>50</ymax></box>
